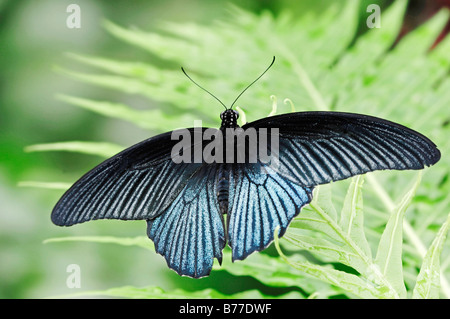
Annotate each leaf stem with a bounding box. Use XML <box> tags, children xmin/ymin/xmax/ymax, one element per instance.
<box><xmin>367</xmin><ymin>174</ymin><xmax>450</xmax><ymax>298</ymax></box>
<box><xmin>308</xmin><ymin>201</ymin><xmax>400</xmax><ymax>298</ymax></box>
<box><xmin>273</xmin><ymin>41</ymin><xmax>328</xmax><ymax>111</ymax></box>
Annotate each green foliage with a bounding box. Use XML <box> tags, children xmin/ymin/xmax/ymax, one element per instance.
<box><xmin>412</xmin><ymin>213</ymin><xmax>450</xmax><ymax>298</ymax></box>
<box><xmin>31</xmin><ymin>0</ymin><xmax>450</xmax><ymax>298</ymax></box>
<box><xmin>50</xmin><ymin>284</ymin><xmax>303</xmax><ymax>299</ymax></box>
<box><xmin>276</xmin><ymin>173</ymin><xmax>430</xmax><ymax>299</ymax></box>
<box><xmin>25</xmin><ymin>141</ymin><xmax>123</xmax><ymax>158</ymax></box>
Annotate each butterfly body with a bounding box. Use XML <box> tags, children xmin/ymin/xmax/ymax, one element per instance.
<box><xmin>217</xmin><ymin>164</ymin><xmax>231</xmax><ymax>216</ymax></box>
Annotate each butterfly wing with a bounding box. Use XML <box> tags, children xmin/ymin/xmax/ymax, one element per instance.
<box><xmin>52</xmin><ymin>128</ymin><xmax>208</xmax><ymax>226</ymax></box>
<box><xmin>227</xmin><ymin>111</ymin><xmax>440</xmax><ymax>261</ymax></box>
<box><xmin>243</xmin><ymin>111</ymin><xmax>441</xmax><ymax>187</ymax></box>
<box><xmin>147</xmin><ymin>164</ymin><xmax>226</xmax><ymax>278</ymax></box>
<box><xmin>227</xmin><ymin>162</ymin><xmax>313</xmax><ymax>261</ymax></box>
<box><xmin>52</xmin><ymin>127</ymin><xmax>225</xmax><ymax>278</ymax></box>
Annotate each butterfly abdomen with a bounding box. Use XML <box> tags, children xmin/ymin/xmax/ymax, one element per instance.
<box><xmin>217</xmin><ymin>164</ymin><xmax>230</xmax><ymax>215</ymax></box>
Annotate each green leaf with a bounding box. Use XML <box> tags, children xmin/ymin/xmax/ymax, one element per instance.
<box><xmin>17</xmin><ymin>181</ymin><xmax>72</xmax><ymax>190</ymax></box>
<box><xmin>218</xmin><ymin>250</ymin><xmax>339</xmax><ymax>297</ymax></box>
<box><xmin>312</xmin><ymin>184</ymin><xmax>338</xmax><ymax>222</ymax></box>
<box><xmin>334</xmin><ymin>0</ymin><xmax>408</xmax><ymax>81</ymax></box>
<box><xmin>217</xmin><ymin>250</ymin><xmax>303</xmax><ymax>287</ymax></box>
<box><xmin>394</xmin><ymin>8</ymin><xmax>450</xmax><ymax>56</ymax></box>
<box><xmin>339</xmin><ymin>176</ymin><xmax>371</xmax><ymax>259</ymax></box>
<box><xmin>374</xmin><ymin>173</ymin><xmax>423</xmax><ymax>298</ymax></box>
<box><xmin>276</xmin><ymin>227</ymin><xmax>392</xmax><ymax>299</ymax></box>
<box><xmin>413</xmin><ymin>212</ymin><xmax>450</xmax><ymax>299</ymax></box>
<box><xmin>56</xmin><ymin>94</ymin><xmax>216</xmax><ymax>131</ymax></box>
<box><xmin>25</xmin><ymin>141</ymin><xmax>123</xmax><ymax>158</ymax></box>
<box><xmin>44</xmin><ymin>235</ymin><xmax>154</xmax><ymax>251</ymax></box>
<box><xmin>66</xmin><ymin>52</ymin><xmax>164</xmax><ymax>80</ymax></box>
<box><xmin>288</xmin><ymin>180</ymin><xmax>371</xmax><ymax>276</ymax></box>
<box><xmin>283</xmin><ymin>231</ymin><xmax>359</xmax><ymax>266</ymax></box>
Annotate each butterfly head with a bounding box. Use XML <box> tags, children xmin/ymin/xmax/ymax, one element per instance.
<box><xmin>220</xmin><ymin>109</ymin><xmax>239</xmax><ymax>129</ymax></box>
<box><xmin>181</xmin><ymin>56</ymin><xmax>275</xmax><ymax>130</ymax></box>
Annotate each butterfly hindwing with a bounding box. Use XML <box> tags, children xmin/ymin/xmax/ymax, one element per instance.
<box><xmin>147</xmin><ymin>164</ymin><xmax>226</xmax><ymax>278</ymax></box>
<box><xmin>228</xmin><ymin>162</ymin><xmax>313</xmax><ymax>261</ymax></box>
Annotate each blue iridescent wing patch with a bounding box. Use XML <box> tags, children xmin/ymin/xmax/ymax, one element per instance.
<box><xmin>147</xmin><ymin>164</ymin><xmax>226</xmax><ymax>278</ymax></box>
<box><xmin>227</xmin><ymin>163</ymin><xmax>313</xmax><ymax>261</ymax></box>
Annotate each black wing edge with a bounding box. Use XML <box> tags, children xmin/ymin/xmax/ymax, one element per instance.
<box><xmin>243</xmin><ymin>111</ymin><xmax>441</xmax><ymax>168</ymax></box>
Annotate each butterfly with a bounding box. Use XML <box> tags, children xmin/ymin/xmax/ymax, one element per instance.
<box><xmin>52</xmin><ymin>57</ymin><xmax>441</xmax><ymax>278</ymax></box>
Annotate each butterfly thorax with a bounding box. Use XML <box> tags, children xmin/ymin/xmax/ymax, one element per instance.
<box><xmin>220</xmin><ymin>109</ymin><xmax>240</xmax><ymax>130</ymax></box>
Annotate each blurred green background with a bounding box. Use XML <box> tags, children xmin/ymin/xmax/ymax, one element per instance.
<box><xmin>1</xmin><ymin>0</ymin><xmax>447</xmax><ymax>298</ymax></box>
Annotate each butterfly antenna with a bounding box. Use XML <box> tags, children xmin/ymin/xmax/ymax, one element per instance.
<box><xmin>229</xmin><ymin>56</ymin><xmax>275</xmax><ymax>110</ymax></box>
<box><xmin>181</xmin><ymin>67</ymin><xmax>228</xmax><ymax>110</ymax></box>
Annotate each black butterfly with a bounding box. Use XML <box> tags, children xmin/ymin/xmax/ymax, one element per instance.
<box><xmin>52</xmin><ymin>57</ymin><xmax>441</xmax><ymax>278</ymax></box>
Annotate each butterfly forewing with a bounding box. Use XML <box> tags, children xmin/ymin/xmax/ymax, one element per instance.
<box><xmin>243</xmin><ymin>111</ymin><xmax>441</xmax><ymax>187</ymax></box>
<box><xmin>51</xmin><ymin>130</ymin><xmax>204</xmax><ymax>226</ymax></box>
